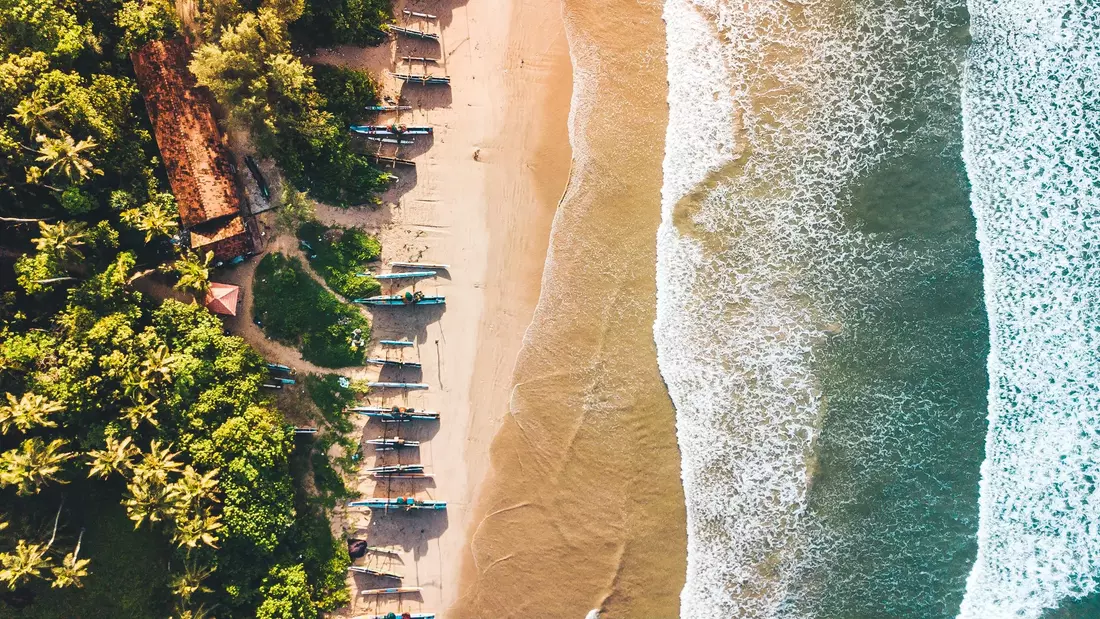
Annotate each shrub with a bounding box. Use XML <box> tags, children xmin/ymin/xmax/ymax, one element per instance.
<box><xmin>313</xmin><ymin>64</ymin><xmax>377</xmax><ymax>126</ymax></box>
<box><xmin>297</xmin><ymin>221</ymin><xmax>382</xmax><ymax>300</ymax></box>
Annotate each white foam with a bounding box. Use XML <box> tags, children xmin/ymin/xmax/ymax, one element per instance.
<box><xmin>958</xmin><ymin>1</ymin><xmax>1100</xmax><ymax>617</ymax></box>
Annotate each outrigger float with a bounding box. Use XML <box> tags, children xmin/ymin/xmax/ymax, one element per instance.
<box><xmin>369</xmin><ymin>271</ymin><xmax>437</xmax><ymax>280</ymax></box>
<box><xmin>348</xmin><ymin>566</ymin><xmax>403</xmax><ymax>579</ymax></box>
<box><xmin>293</xmin><ymin>427</ymin><xmax>317</xmax><ymax>434</ymax></box>
<box><xmin>368</xmin><ymin>381</ymin><xmax>429</xmax><ymax>390</ymax></box>
<box><xmin>359</xmin><ymin>586</ymin><xmax>423</xmax><ymax>596</ymax></box>
<box><xmin>365</xmin><ymin>358</ymin><xmax>422</xmax><ymax>370</ymax></box>
<box><xmin>366</xmin><ymin>137</ymin><xmax>416</xmax><ymax>145</ymax></box>
<box><xmin>367</xmin><ymin>464</ymin><xmax>425</xmax><ymax>474</ymax></box>
<box><xmin>387</xmin><ymin>26</ymin><xmax>438</xmax><ymax>40</ymax></box>
<box><xmin>350</xmin><ymin>497</ymin><xmax>447</xmax><ymax>511</ymax></box>
<box><xmin>394</xmin><ymin>74</ymin><xmax>451</xmax><ymax>86</ymax></box>
<box><xmin>401</xmin><ymin>56</ymin><xmax>439</xmax><ymax>63</ymax></box>
<box><xmin>391</xmin><ymin>261</ymin><xmax>449</xmax><ymax>271</ymax></box>
<box><xmin>380</xmin><ymin>339</ymin><xmax>415</xmax><ymax>347</ymax></box>
<box><xmin>367</xmin><ymin>154</ymin><xmax>416</xmax><ymax>168</ymax></box>
<box><xmin>367</xmin><ymin>437</ymin><xmax>421</xmax><ymax>449</ymax></box>
<box><xmin>356</xmin><ymin>292</ymin><xmax>445</xmax><ymax>306</ymax></box>
<box><xmin>403</xmin><ymin>9</ymin><xmax>438</xmax><ymax>18</ymax></box>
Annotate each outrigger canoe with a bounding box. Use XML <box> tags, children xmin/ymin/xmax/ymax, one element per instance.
<box><xmin>348</xmin><ymin>566</ymin><xmax>403</xmax><ymax>579</ymax></box>
<box><xmin>391</xmin><ymin>261</ymin><xmax>449</xmax><ymax>271</ymax></box>
<box><xmin>371</xmin><ymin>472</ymin><xmax>434</xmax><ymax>480</ymax></box>
<box><xmin>359</xmin><ymin>586</ymin><xmax>422</xmax><ymax>596</ymax></box>
<box><xmin>356</xmin><ymin>294</ymin><xmax>445</xmax><ymax>306</ymax></box>
<box><xmin>394</xmin><ymin>74</ymin><xmax>451</xmax><ymax>86</ymax></box>
<box><xmin>266</xmin><ymin>362</ymin><xmax>293</xmax><ymax>373</ymax></box>
<box><xmin>348</xmin><ymin>407</ymin><xmax>440</xmax><ymax>422</ymax></box>
<box><xmin>368</xmin><ymin>381</ymin><xmax>428</xmax><ymax>390</ymax></box>
<box><xmin>365</xmin><ymin>105</ymin><xmax>412</xmax><ymax>112</ymax></box>
<box><xmin>366</xmin><ymin>613</ymin><xmax>436</xmax><ymax>619</ymax></box>
<box><xmin>371</xmin><ymin>271</ymin><xmax>437</xmax><ymax>280</ymax></box>
<box><xmin>387</xmin><ymin>26</ymin><xmax>438</xmax><ymax>40</ymax></box>
<box><xmin>366</xmin><ymin>137</ymin><xmax>416</xmax><ymax>145</ymax></box>
<box><xmin>352</xmin><ymin>124</ymin><xmax>433</xmax><ymax>133</ymax></box>
<box><xmin>367</xmin><ymin>464</ymin><xmax>425</xmax><ymax>474</ymax></box>
<box><xmin>350</xmin><ymin>497</ymin><xmax>447</xmax><ymax>511</ymax></box>
<box><xmin>366</xmin><ymin>438</ymin><xmax>421</xmax><ymax>448</ymax></box>
<box><xmin>365</xmin><ymin>358</ymin><xmax>422</xmax><ymax>370</ymax></box>
<box><xmin>380</xmin><ymin>339</ymin><xmax>415</xmax><ymax>347</ymax></box>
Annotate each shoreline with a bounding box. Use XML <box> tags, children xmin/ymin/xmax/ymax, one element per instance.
<box><xmin>308</xmin><ymin>0</ymin><xmax>573</xmax><ymax>616</ymax></box>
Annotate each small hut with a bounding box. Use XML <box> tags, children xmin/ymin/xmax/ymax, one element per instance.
<box><xmin>204</xmin><ymin>282</ymin><xmax>240</xmax><ymax>316</ymax></box>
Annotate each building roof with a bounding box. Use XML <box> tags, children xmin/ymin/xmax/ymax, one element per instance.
<box><xmin>204</xmin><ymin>282</ymin><xmax>240</xmax><ymax>316</ymax></box>
<box><xmin>188</xmin><ymin>216</ymin><xmax>251</xmax><ymax>261</ymax></box>
<box><xmin>131</xmin><ymin>39</ymin><xmax>243</xmax><ymax>229</ymax></box>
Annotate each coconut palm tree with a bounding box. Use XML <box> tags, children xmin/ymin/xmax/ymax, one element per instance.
<box><xmin>0</xmin><ymin>392</ymin><xmax>64</xmax><ymax>434</ymax></box>
<box><xmin>142</xmin><ymin>345</ymin><xmax>176</xmax><ymax>384</ymax></box>
<box><xmin>0</xmin><ymin>438</ymin><xmax>75</xmax><ymax>496</ymax></box>
<box><xmin>0</xmin><ymin>540</ymin><xmax>51</xmax><ymax>590</ymax></box>
<box><xmin>122</xmin><ymin>194</ymin><xmax>179</xmax><ymax>243</ymax></box>
<box><xmin>172</xmin><ymin>251</ymin><xmax>213</xmax><ymax>297</ymax></box>
<box><xmin>122</xmin><ymin>397</ymin><xmax>159</xmax><ymax>429</ymax></box>
<box><xmin>9</xmin><ymin>94</ymin><xmax>61</xmax><ymax>135</ymax></box>
<box><xmin>170</xmin><ymin>561</ymin><xmax>215</xmax><ymax>604</ymax></box>
<box><xmin>32</xmin><ymin>220</ymin><xmax>87</xmax><ymax>263</ymax></box>
<box><xmin>50</xmin><ymin>530</ymin><xmax>90</xmax><ymax>589</ymax></box>
<box><xmin>171</xmin><ymin>509</ymin><xmax>222</xmax><ymax>549</ymax></box>
<box><xmin>87</xmin><ymin>435</ymin><xmax>138</xmax><ymax>479</ymax></box>
<box><xmin>33</xmin><ymin>132</ymin><xmax>102</xmax><ymax>184</ymax></box>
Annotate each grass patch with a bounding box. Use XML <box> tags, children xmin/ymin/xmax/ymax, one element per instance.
<box><xmin>298</xmin><ymin>221</ymin><xmax>382</xmax><ymax>300</ymax></box>
<box><xmin>253</xmin><ymin>253</ymin><xmax>369</xmax><ymax>367</ymax></box>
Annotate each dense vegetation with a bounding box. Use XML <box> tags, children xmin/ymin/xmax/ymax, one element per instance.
<box><xmin>290</xmin><ymin>0</ymin><xmax>393</xmax><ymax>48</ymax></box>
<box><xmin>252</xmin><ymin>252</ymin><xmax>370</xmax><ymax>367</ymax></box>
<box><xmin>0</xmin><ymin>0</ymin><xmax>396</xmax><ymax>616</ymax></box>
<box><xmin>298</xmin><ymin>220</ymin><xmax>382</xmax><ymax>299</ymax></box>
<box><xmin>189</xmin><ymin>0</ymin><xmax>392</xmax><ymax>206</ymax></box>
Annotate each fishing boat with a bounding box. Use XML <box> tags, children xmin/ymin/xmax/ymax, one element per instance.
<box><xmin>359</xmin><ymin>586</ymin><xmax>422</xmax><ymax>596</ymax></box>
<box><xmin>401</xmin><ymin>56</ymin><xmax>439</xmax><ymax>63</ymax></box>
<box><xmin>365</xmin><ymin>358</ymin><xmax>422</xmax><ymax>370</ymax></box>
<box><xmin>261</xmin><ymin>383</ymin><xmax>282</xmax><ymax>390</ymax></box>
<box><xmin>403</xmin><ymin>9</ymin><xmax>438</xmax><ymax>18</ymax></box>
<box><xmin>350</xmin><ymin>128</ymin><xmax>432</xmax><ymax>137</ymax></box>
<box><xmin>366</xmin><ymin>613</ymin><xmax>436</xmax><ymax>619</ymax></box>
<box><xmin>293</xmin><ymin>427</ymin><xmax>317</xmax><ymax>434</ymax></box>
<box><xmin>367</xmin><ymin>464</ymin><xmax>425</xmax><ymax>474</ymax></box>
<box><xmin>394</xmin><ymin>74</ymin><xmax>451</xmax><ymax>86</ymax></box>
<box><xmin>367</xmin><ymin>155</ymin><xmax>416</xmax><ymax>168</ymax></box>
<box><xmin>271</xmin><ymin>376</ymin><xmax>296</xmax><ymax>385</ymax></box>
<box><xmin>371</xmin><ymin>472</ymin><xmax>434</xmax><ymax>480</ymax></box>
<box><xmin>366</xmin><ymin>437</ymin><xmax>420</xmax><ymax>448</ymax></box>
<box><xmin>366</xmin><ymin>137</ymin><xmax>416</xmax><ymax>145</ymax></box>
<box><xmin>350</xmin><ymin>124</ymin><xmax>433</xmax><ymax>134</ymax></box>
<box><xmin>380</xmin><ymin>339</ymin><xmax>415</xmax><ymax>347</ymax></box>
<box><xmin>368</xmin><ymin>381</ymin><xmax>429</xmax><ymax>390</ymax></box>
<box><xmin>356</xmin><ymin>293</ymin><xmax>445</xmax><ymax>306</ymax></box>
<box><xmin>348</xmin><ymin>408</ymin><xmax>440</xmax><ymax>422</ymax></box>
<box><xmin>387</xmin><ymin>26</ymin><xmax>438</xmax><ymax>40</ymax></box>
<box><xmin>365</xmin><ymin>105</ymin><xmax>412</xmax><ymax>112</ymax></box>
<box><xmin>348</xmin><ymin>566</ymin><xmax>403</xmax><ymax>579</ymax></box>
<box><xmin>390</xmin><ymin>261</ymin><xmax>450</xmax><ymax>271</ymax></box>
<box><xmin>350</xmin><ymin>497</ymin><xmax>447</xmax><ymax>511</ymax></box>
<box><xmin>372</xmin><ymin>271</ymin><xmax>437</xmax><ymax>280</ymax></box>
<box><xmin>266</xmin><ymin>362</ymin><xmax>293</xmax><ymax>373</ymax></box>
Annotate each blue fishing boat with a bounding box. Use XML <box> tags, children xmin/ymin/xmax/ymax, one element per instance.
<box><xmin>372</xmin><ymin>271</ymin><xmax>437</xmax><ymax>280</ymax></box>
<box><xmin>369</xmin><ymin>613</ymin><xmax>436</xmax><ymax>619</ymax></box>
<box><xmin>347</xmin><ymin>406</ymin><xmax>440</xmax><ymax>422</ymax></box>
<box><xmin>348</xmin><ymin>566</ymin><xmax>403</xmax><ymax>579</ymax></box>
<box><xmin>356</xmin><ymin>292</ymin><xmax>445</xmax><ymax>306</ymax></box>
<box><xmin>368</xmin><ymin>381</ymin><xmax>429</xmax><ymax>390</ymax></box>
<box><xmin>380</xmin><ymin>340</ymin><xmax>415</xmax><ymax>347</ymax></box>
<box><xmin>350</xmin><ymin>497</ymin><xmax>447</xmax><ymax>511</ymax></box>
<box><xmin>266</xmin><ymin>362</ymin><xmax>293</xmax><ymax>373</ymax></box>
<box><xmin>365</xmin><ymin>105</ymin><xmax>412</xmax><ymax>112</ymax></box>
<box><xmin>367</xmin><ymin>437</ymin><xmax>421</xmax><ymax>448</ymax></box>
<box><xmin>359</xmin><ymin>586</ymin><xmax>422</xmax><ymax>596</ymax></box>
<box><xmin>390</xmin><ymin>261</ymin><xmax>449</xmax><ymax>271</ymax></box>
<box><xmin>394</xmin><ymin>74</ymin><xmax>451</xmax><ymax>86</ymax></box>
<box><xmin>365</xmin><ymin>358</ymin><xmax>422</xmax><ymax>370</ymax></box>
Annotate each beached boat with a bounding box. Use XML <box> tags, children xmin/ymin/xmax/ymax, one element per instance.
<box><xmin>366</xmin><ymin>137</ymin><xmax>416</xmax><ymax>145</ymax></box>
<box><xmin>367</xmin><ymin>464</ymin><xmax>425</xmax><ymax>474</ymax></box>
<box><xmin>356</xmin><ymin>293</ymin><xmax>445</xmax><ymax>306</ymax></box>
<box><xmin>371</xmin><ymin>472</ymin><xmax>434</xmax><ymax>480</ymax></box>
<box><xmin>348</xmin><ymin>566</ymin><xmax>403</xmax><ymax>579</ymax></box>
<box><xmin>366</xmin><ymin>437</ymin><xmax>421</xmax><ymax>448</ymax></box>
<box><xmin>365</xmin><ymin>105</ymin><xmax>413</xmax><ymax>112</ymax></box>
<box><xmin>266</xmin><ymin>362</ymin><xmax>293</xmax><ymax>373</ymax></box>
<box><xmin>390</xmin><ymin>261</ymin><xmax>450</xmax><ymax>271</ymax></box>
<box><xmin>367</xmin><ymin>154</ymin><xmax>416</xmax><ymax>168</ymax></box>
<box><xmin>394</xmin><ymin>74</ymin><xmax>451</xmax><ymax>86</ymax></box>
<box><xmin>365</xmin><ymin>358</ymin><xmax>423</xmax><ymax>370</ymax></box>
<box><xmin>368</xmin><ymin>381</ymin><xmax>429</xmax><ymax>390</ymax></box>
<box><xmin>359</xmin><ymin>586</ymin><xmax>422</xmax><ymax>596</ymax></box>
<box><xmin>380</xmin><ymin>339</ymin><xmax>415</xmax><ymax>347</ymax></box>
<box><xmin>387</xmin><ymin>26</ymin><xmax>438</xmax><ymax>40</ymax></box>
<box><xmin>350</xmin><ymin>124</ymin><xmax>433</xmax><ymax>134</ymax></box>
<box><xmin>403</xmin><ymin>9</ymin><xmax>438</xmax><ymax>18</ymax></box>
<box><xmin>348</xmin><ymin>407</ymin><xmax>440</xmax><ymax>422</ymax></box>
<box><xmin>261</xmin><ymin>383</ymin><xmax>282</xmax><ymax>390</ymax></box>
<box><xmin>401</xmin><ymin>56</ymin><xmax>439</xmax><ymax>63</ymax></box>
<box><xmin>270</xmin><ymin>376</ymin><xmax>296</xmax><ymax>385</ymax></box>
<box><xmin>350</xmin><ymin>497</ymin><xmax>447</xmax><ymax>511</ymax></box>
<box><xmin>365</xmin><ymin>613</ymin><xmax>436</xmax><ymax>619</ymax></box>
<box><xmin>371</xmin><ymin>271</ymin><xmax>437</xmax><ymax>280</ymax></box>
<box><xmin>350</xmin><ymin>128</ymin><xmax>432</xmax><ymax>137</ymax></box>
<box><xmin>293</xmin><ymin>427</ymin><xmax>317</xmax><ymax>434</ymax></box>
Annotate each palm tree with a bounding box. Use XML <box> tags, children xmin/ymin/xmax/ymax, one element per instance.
<box><xmin>170</xmin><ymin>561</ymin><xmax>215</xmax><ymax>603</ymax></box>
<box><xmin>122</xmin><ymin>397</ymin><xmax>160</xmax><ymax>429</ymax></box>
<box><xmin>171</xmin><ymin>509</ymin><xmax>222</xmax><ymax>550</ymax></box>
<box><xmin>0</xmin><ymin>438</ymin><xmax>75</xmax><ymax>496</ymax></box>
<box><xmin>9</xmin><ymin>94</ymin><xmax>61</xmax><ymax>135</ymax></box>
<box><xmin>142</xmin><ymin>345</ymin><xmax>176</xmax><ymax>384</ymax></box>
<box><xmin>86</xmin><ymin>435</ymin><xmax>138</xmax><ymax>479</ymax></box>
<box><xmin>50</xmin><ymin>530</ymin><xmax>90</xmax><ymax>589</ymax></box>
<box><xmin>172</xmin><ymin>251</ymin><xmax>213</xmax><ymax>297</ymax></box>
<box><xmin>33</xmin><ymin>220</ymin><xmax>87</xmax><ymax>263</ymax></box>
<box><xmin>0</xmin><ymin>540</ymin><xmax>51</xmax><ymax>590</ymax></box>
<box><xmin>122</xmin><ymin>195</ymin><xmax>179</xmax><ymax>243</ymax></box>
<box><xmin>0</xmin><ymin>392</ymin><xmax>64</xmax><ymax>434</ymax></box>
<box><xmin>34</xmin><ymin>132</ymin><xmax>102</xmax><ymax>184</ymax></box>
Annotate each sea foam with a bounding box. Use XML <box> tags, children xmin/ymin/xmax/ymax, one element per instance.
<box><xmin>959</xmin><ymin>1</ymin><xmax>1100</xmax><ymax>617</ymax></box>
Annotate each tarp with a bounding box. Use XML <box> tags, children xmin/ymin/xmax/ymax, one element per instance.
<box><xmin>204</xmin><ymin>282</ymin><xmax>239</xmax><ymax>316</ymax></box>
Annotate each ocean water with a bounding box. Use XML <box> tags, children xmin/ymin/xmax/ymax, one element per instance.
<box><xmin>655</xmin><ymin>0</ymin><xmax>991</xmax><ymax>616</ymax></box>
<box><xmin>959</xmin><ymin>1</ymin><xmax>1100</xmax><ymax>617</ymax></box>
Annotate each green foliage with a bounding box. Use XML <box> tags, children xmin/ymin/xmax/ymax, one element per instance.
<box><xmin>115</xmin><ymin>0</ymin><xmax>179</xmax><ymax>54</ymax></box>
<box><xmin>58</xmin><ymin>185</ymin><xmax>94</xmax><ymax>214</ymax></box>
<box><xmin>303</xmin><ymin>373</ymin><xmax>354</xmax><ymax>432</ymax></box>
<box><xmin>312</xmin><ymin>64</ymin><xmax>377</xmax><ymax>126</ymax></box>
<box><xmin>290</xmin><ymin>0</ymin><xmax>393</xmax><ymax>48</ymax></box>
<box><xmin>252</xmin><ymin>252</ymin><xmax>369</xmax><ymax>367</ymax></box>
<box><xmin>255</xmin><ymin>564</ymin><xmax>313</xmax><ymax>619</ymax></box>
<box><xmin>274</xmin><ymin>184</ymin><xmax>315</xmax><ymax>234</ymax></box>
<box><xmin>0</xmin><ymin>0</ymin><xmax>90</xmax><ymax>60</ymax></box>
<box><xmin>297</xmin><ymin>221</ymin><xmax>382</xmax><ymax>300</ymax></box>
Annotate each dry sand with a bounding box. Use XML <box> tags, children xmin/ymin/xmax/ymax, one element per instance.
<box><xmin>299</xmin><ymin>0</ymin><xmax>574</xmax><ymax>616</ymax></box>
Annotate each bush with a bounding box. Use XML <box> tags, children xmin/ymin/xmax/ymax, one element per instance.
<box><xmin>313</xmin><ymin>64</ymin><xmax>378</xmax><ymax>126</ymax></box>
<box><xmin>297</xmin><ymin>221</ymin><xmax>382</xmax><ymax>300</ymax></box>
<box><xmin>290</xmin><ymin>0</ymin><xmax>393</xmax><ymax>49</ymax></box>
<box><xmin>252</xmin><ymin>252</ymin><xmax>369</xmax><ymax>367</ymax></box>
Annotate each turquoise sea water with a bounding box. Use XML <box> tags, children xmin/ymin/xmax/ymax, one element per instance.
<box><xmin>656</xmin><ymin>0</ymin><xmax>1099</xmax><ymax>617</ymax></box>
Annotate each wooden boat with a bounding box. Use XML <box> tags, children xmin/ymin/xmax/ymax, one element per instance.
<box><xmin>359</xmin><ymin>586</ymin><xmax>422</xmax><ymax>596</ymax></box>
<box><xmin>371</xmin><ymin>472</ymin><xmax>434</xmax><ymax>480</ymax></box>
<box><xmin>387</xmin><ymin>26</ymin><xmax>438</xmax><ymax>40</ymax></box>
<box><xmin>367</xmin><ymin>154</ymin><xmax>416</xmax><ymax>168</ymax></box>
<box><xmin>351</xmin><ymin>128</ymin><xmax>432</xmax><ymax>137</ymax></box>
<box><xmin>368</xmin><ymin>381</ymin><xmax>429</xmax><ymax>390</ymax></box>
<box><xmin>372</xmin><ymin>271</ymin><xmax>437</xmax><ymax>280</ymax></box>
<box><xmin>366</xmin><ymin>137</ymin><xmax>416</xmax><ymax>145</ymax></box>
<box><xmin>365</xmin><ymin>613</ymin><xmax>436</xmax><ymax>619</ymax></box>
<box><xmin>401</xmin><ymin>56</ymin><xmax>439</xmax><ymax>63</ymax></box>
<box><xmin>390</xmin><ymin>261</ymin><xmax>450</xmax><ymax>271</ymax></box>
<box><xmin>350</xmin><ymin>497</ymin><xmax>447</xmax><ymax>510</ymax></box>
<box><xmin>348</xmin><ymin>406</ymin><xmax>440</xmax><ymax>421</ymax></box>
<box><xmin>394</xmin><ymin>74</ymin><xmax>451</xmax><ymax>86</ymax></box>
<box><xmin>356</xmin><ymin>293</ymin><xmax>445</xmax><ymax>306</ymax></box>
<box><xmin>261</xmin><ymin>383</ymin><xmax>282</xmax><ymax>390</ymax></box>
<box><xmin>293</xmin><ymin>427</ymin><xmax>317</xmax><ymax>434</ymax></box>
<box><xmin>365</xmin><ymin>105</ymin><xmax>412</xmax><ymax>112</ymax></box>
<box><xmin>380</xmin><ymin>339</ymin><xmax>415</xmax><ymax>347</ymax></box>
<box><xmin>403</xmin><ymin>9</ymin><xmax>438</xmax><ymax>18</ymax></box>
<box><xmin>365</xmin><ymin>358</ymin><xmax>422</xmax><ymax>370</ymax></box>
<box><xmin>367</xmin><ymin>464</ymin><xmax>424</xmax><ymax>474</ymax></box>
<box><xmin>350</xmin><ymin>124</ymin><xmax>432</xmax><ymax>134</ymax></box>
<box><xmin>271</xmin><ymin>377</ymin><xmax>296</xmax><ymax>385</ymax></box>
<box><xmin>366</xmin><ymin>437</ymin><xmax>420</xmax><ymax>448</ymax></box>
<box><xmin>266</xmin><ymin>362</ymin><xmax>293</xmax><ymax>373</ymax></box>
<box><xmin>348</xmin><ymin>566</ymin><xmax>403</xmax><ymax>579</ymax></box>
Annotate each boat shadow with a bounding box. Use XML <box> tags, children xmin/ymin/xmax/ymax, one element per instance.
<box><xmin>366</xmin><ymin>303</ymin><xmax>446</xmax><ymax>343</ymax></box>
<box><xmin>360</xmin><ymin>417</ymin><xmax>442</xmax><ymax>444</ymax></box>
<box><xmin>359</xmin><ymin>508</ymin><xmax>449</xmax><ymax>561</ymax></box>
